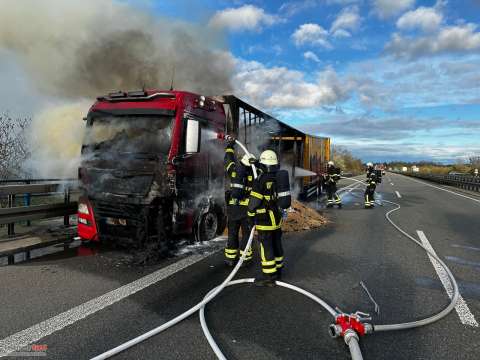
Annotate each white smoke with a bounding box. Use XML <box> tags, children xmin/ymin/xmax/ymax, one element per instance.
<box><xmin>0</xmin><ymin>0</ymin><xmax>235</xmax><ymax>178</ymax></box>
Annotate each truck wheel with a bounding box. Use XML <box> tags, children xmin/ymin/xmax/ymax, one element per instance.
<box><xmin>198</xmin><ymin>211</ymin><xmax>218</xmax><ymax>242</ymax></box>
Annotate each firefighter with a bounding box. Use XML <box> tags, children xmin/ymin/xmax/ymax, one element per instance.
<box><xmin>248</xmin><ymin>150</ymin><xmax>291</xmax><ymax>287</ymax></box>
<box><xmin>224</xmin><ymin>137</ymin><xmax>256</xmax><ymax>267</ymax></box>
<box><xmin>323</xmin><ymin>161</ymin><xmax>342</xmax><ymax>208</ymax></box>
<box><xmin>364</xmin><ymin>162</ymin><xmax>377</xmax><ymax>208</ymax></box>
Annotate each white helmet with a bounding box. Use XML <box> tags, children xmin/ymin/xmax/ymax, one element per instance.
<box><xmin>328</xmin><ymin>161</ymin><xmax>334</xmax><ymax>166</ymax></box>
<box><xmin>367</xmin><ymin>162</ymin><xmax>373</xmax><ymax>167</ymax></box>
<box><xmin>241</xmin><ymin>154</ymin><xmax>254</xmax><ymax>166</ymax></box>
<box><xmin>259</xmin><ymin>150</ymin><xmax>278</xmax><ymax>166</ymax></box>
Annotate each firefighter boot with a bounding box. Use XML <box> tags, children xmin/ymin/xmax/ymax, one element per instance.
<box><xmin>275</xmin><ymin>268</ymin><xmax>282</xmax><ymax>281</ymax></box>
<box><xmin>225</xmin><ymin>259</ymin><xmax>236</xmax><ymax>267</ymax></box>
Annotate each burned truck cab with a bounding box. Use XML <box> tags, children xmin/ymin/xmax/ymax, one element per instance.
<box><xmin>77</xmin><ymin>90</ymin><xmax>227</xmax><ymax>249</ymax></box>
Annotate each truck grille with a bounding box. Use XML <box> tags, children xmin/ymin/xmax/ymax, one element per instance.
<box><xmin>93</xmin><ymin>201</ymin><xmax>145</xmax><ymax>242</ymax></box>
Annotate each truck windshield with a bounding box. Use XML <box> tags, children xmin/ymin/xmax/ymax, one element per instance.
<box><xmin>84</xmin><ymin>115</ymin><xmax>173</xmax><ymax>157</ymax></box>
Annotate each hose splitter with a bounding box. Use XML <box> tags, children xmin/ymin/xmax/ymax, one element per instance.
<box><xmin>329</xmin><ymin>311</ymin><xmax>374</xmax><ymax>360</ymax></box>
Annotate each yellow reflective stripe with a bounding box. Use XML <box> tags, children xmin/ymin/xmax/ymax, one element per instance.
<box><xmin>264</xmin><ymin>195</ymin><xmax>271</xmax><ymax>201</ymax></box>
<box><xmin>256</xmin><ymin>208</ymin><xmax>266</xmax><ymax>214</ymax></box>
<box><xmin>262</xmin><ymin>260</ymin><xmax>276</xmax><ymax>266</ymax></box>
<box><xmin>240</xmin><ymin>248</ymin><xmax>252</xmax><ymax>255</ymax></box>
<box><xmin>225</xmin><ymin>253</ymin><xmax>237</xmax><ymax>259</ymax></box>
<box><xmin>231</xmin><ymin>171</ymin><xmax>237</xmax><ymax>178</ymax></box>
<box><xmin>225</xmin><ymin>148</ymin><xmax>234</xmax><ymax>153</ymax></box>
<box><xmin>239</xmin><ymin>199</ymin><xmax>249</xmax><ymax>206</ymax></box>
<box><xmin>250</xmin><ymin>191</ymin><xmax>263</xmax><ymax>199</ymax></box>
<box><xmin>225</xmin><ymin>248</ymin><xmax>238</xmax><ymax>254</ymax></box>
<box><xmin>226</xmin><ymin>162</ymin><xmax>234</xmax><ymax>172</ymax></box>
<box><xmin>276</xmin><ymin>263</ymin><xmax>284</xmax><ymax>268</ymax></box>
<box><xmin>247</xmin><ymin>176</ymin><xmax>253</xmax><ymax>181</ymax></box>
<box><xmin>245</xmin><ymin>187</ymin><xmax>252</xmax><ymax>191</ymax></box>
<box><xmin>256</xmin><ymin>224</ymin><xmax>281</xmax><ymax>230</ymax></box>
<box><xmin>247</xmin><ymin>211</ymin><xmax>255</xmax><ymax>217</ymax></box>
<box><xmin>262</xmin><ymin>267</ymin><xmax>277</xmax><ymax>274</ymax></box>
<box><xmin>275</xmin><ymin>257</ymin><xmax>284</xmax><ymax>262</ymax></box>
<box><xmin>228</xmin><ymin>199</ymin><xmax>238</xmax><ymax>205</ymax></box>
<box><xmin>260</xmin><ymin>244</ymin><xmax>266</xmax><ymax>262</ymax></box>
<box><xmin>269</xmin><ymin>210</ymin><xmax>277</xmax><ymax>227</ymax></box>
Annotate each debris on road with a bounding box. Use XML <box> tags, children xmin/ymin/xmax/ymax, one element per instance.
<box><xmin>283</xmin><ymin>200</ymin><xmax>328</xmax><ymax>232</ymax></box>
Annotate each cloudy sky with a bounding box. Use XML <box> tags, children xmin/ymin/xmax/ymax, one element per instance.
<box><xmin>2</xmin><ymin>0</ymin><xmax>480</xmax><ymax>163</ymax></box>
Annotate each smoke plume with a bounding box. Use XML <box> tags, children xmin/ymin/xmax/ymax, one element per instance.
<box><xmin>0</xmin><ymin>0</ymin><xmax>234</xmax><ymax>177</ymax></box>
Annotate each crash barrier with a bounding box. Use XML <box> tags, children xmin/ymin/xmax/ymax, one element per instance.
<box><xmin>399</xmin><ymin>172</ymin><xmax>480</xmax><ymax>193</ymax></box>
<box><xmin>0</xmin><ymin>180</ymin><xmax>78</xmax><ymax>236</ymax></box>
<box><xmin>92</xmin><ymin>173</ymin><xmax>467</xmax><ymax>360</ymax></box>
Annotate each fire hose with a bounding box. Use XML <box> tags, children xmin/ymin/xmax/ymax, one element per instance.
<box><xmin>92</xmin><ymin>156</ymin><xmax>462</xmax><ymax>360</ymax></box>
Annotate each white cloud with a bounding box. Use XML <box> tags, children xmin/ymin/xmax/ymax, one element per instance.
<box><xmin>332</xmin><ymin>29</ymin><xmax>352</xmax><ymax>38</ymax></box>
<box><xmin>327</xmin><ymin>0</ymin><xmax>362</xmax><ymax>4</ymax></box>
<box><xmin>386</xmin><ymin>23</ymin><xmax>480</xmax><ymax>59</ymax></box>
<box><xmin>233</xmin><ymin>59</ymin><xmax>353</xmax><ymax>108</ymax></box>
<box><xmin>397</xmin><ymin>6</ymin><xmax>443</xmax><ymax>32</ymax></box>
<box><xmin>371</xmin><ymin>0</ymin><xmax>415</xmax><ymax>19</ymax></box>
<box><xmin>303</xmin><ymin>51</ymin><xmax>321</xmax><ymax>62</ymax></box>
<box><xmin>279</xmin><ymin>0</ymin><xmax>317</xmax><ymax>17</ymax></box>
<box><xmin>331</xmin><ymin>6</ymin><xmax>361</xmax><ymax>35</ymax></box>
<box><xmin>292</xmin><ymin>23</ymin><xmax>331</xmax><ymax>48</ymax></box>
<box><xmin>208</xmin><ymin>5</ymin><xmax>281</xmax><ymax>31</ymax></box>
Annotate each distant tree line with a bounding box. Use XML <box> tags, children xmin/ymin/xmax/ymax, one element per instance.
<box><xmin>332</xmin><ymin>146</ymin><xmax>364</xmax><ymax>175</ymax></box>
<box><xmin>387</xmin><ymin>158</ymin><xmax>480</xmax><ymax>175</ymax></box>
<box><xmin>0</xmin><ymin>112</ymin><xmax>31</xmax><ymax>180</ymax></box>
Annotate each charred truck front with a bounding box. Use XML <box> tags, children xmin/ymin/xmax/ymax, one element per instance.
<box><xmin>77</xmin><ymin>90</ymin><xmax>227</xmax><ymax>252</ymax></box>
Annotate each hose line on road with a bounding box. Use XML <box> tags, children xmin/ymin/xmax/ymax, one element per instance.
<box><xmin>92</xmin><ymin>169</ymin><xmax>461</xmax><ymax>360</ymax></box>
<box><xmin>199</xmin><ymin>279</ymin><xmax>339</xmax><ymax>360</ymax></box>
<box><xmin>340</xmin><ymin>176</ymin><xmax>461</xmax><ymax>332</ymax></box>
<box><xmin>374</xmin><ymin>198</ymin><xmax>460</xmax><ymax>332</ymax></box>
<box><xmin>91</xmin><ymin>140</ymin><xmax>342</xmax><ymax>360</ymax></box>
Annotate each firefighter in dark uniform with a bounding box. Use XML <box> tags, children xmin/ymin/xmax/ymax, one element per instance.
<box><xmin>324</xmin><ymin>161</ymin><xmax>342</xmax><ymax>208</ymax></box>
<box><xmin>364</xmin><ymin>162</ymin><xmax>377</xmax><ymax>208</ymax></box>
<box><xmin>224</xmin><ymin>138</ymin><xmax>256</xmax><ymax>266</ymax></box>
<box><xmin>248</xmin><ymin>150</ymin><xmax>291</xmax><ymax>287</ymax></box>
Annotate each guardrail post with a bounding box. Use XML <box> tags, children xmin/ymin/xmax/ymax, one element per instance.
<box><xmin>7</xmin><ymin>194</ymin><xmax>15</xmax><ymax>236</ymax></box>
<box><xmin>64</xmin><ymin>185</ymin><xmax>71</xmax><ymax>226</ymax></box>
<box><xmin>24</xmin><ymin>180</ymin><xmax>31</xmax><ymax>227</ymax></box>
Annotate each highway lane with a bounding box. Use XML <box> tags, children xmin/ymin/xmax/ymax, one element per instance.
<box><xmin>1</xmin><ymin>173</ymin><xmax>479</xmax><ymax>359</ymax></box>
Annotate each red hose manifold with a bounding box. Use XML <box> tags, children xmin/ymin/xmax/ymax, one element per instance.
<box><xmin>329</xmin><ymin>312</ymin><xmax>373</xmax><ymax>338</ymax></box>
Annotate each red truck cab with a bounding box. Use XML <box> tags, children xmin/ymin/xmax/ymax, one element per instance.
<box><xmin>77</xmin><ymin>90</ymin><xmax>227</xmax><ymax>251</ymax></box>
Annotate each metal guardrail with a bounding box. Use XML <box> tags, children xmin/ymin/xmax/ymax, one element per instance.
<box><xmin>400</xmin><ymin>173</ymin><xmax>480</xmax><ymax>192</ymax></box>
<box><xmin>0</xmin><ymin>180</ymin><xmax>78</xmax><ymax>236</ymax></box>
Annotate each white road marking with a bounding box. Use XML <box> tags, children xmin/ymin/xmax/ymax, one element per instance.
<box><xmin>416</xmin><ymin>230</ymin><xmax>478</xmax><ymax>327</ymax></box>
<box><xmin>402</xmin><ymin>175</ymin><xmax>480</xmax><ymax>205</ymax></box>
<box><xmin>0</xmin><ymin>252</ymin><xmax>216</xmax><ymax>357</ymax></box>
<box><xmin>395</xmin><ymin>191</ymin><xmax>402</xmax><ymax>198</ymax></box>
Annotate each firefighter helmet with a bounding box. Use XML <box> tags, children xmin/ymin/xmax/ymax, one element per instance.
<box><xmin>367</xmin><ymin>162</ymin><xmax>373</xmax><ymax>167</ymax></box>
<box><xmin>328</xmin><ymin>161</ymin><xmax>334</xmax><ymax>166</ymax></box>
<box><xmin>241</xmin><ymin>154</ymin><xmax>254</xmax><ymax>166</ymax></box>
<box><xmin>259</xmin><ymin>150</ymin><xmax>278</xmax><ymax>166</ymax></box>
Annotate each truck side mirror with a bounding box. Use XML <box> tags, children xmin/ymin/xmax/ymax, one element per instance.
<box><xmin>185</xmin><ymin>119</ymin><xmax>201</xmax><ymax>153</ymax></box>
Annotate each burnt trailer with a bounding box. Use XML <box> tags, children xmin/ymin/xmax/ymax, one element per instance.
<box><xmin>77</xmin><ymin>91</ymin><xmax>330</xmax><ymax>251</ymax></box>
<box><xmin>221</xmin><ymin>95</ymin><xmax>330</xmax><ymax>199</ymax></box>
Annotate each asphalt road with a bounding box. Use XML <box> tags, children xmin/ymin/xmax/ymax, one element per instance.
<box><xmin>0</xmin><ymin>172</ymin><xmax>479</xmax><ymax>359</ymax></box>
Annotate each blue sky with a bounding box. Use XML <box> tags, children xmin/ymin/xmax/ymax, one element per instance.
<box><xmin>142</xmin><ymin>0</ymin><xmax>480</xmax><ymax>163</ymax></box>
<box><xmin>1</xmin><ymin>0</ymin><xmax>479</xmax><ymax>164</ymax></box>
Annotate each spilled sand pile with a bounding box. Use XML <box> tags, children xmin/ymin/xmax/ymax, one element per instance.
<box><xmin>282</xmin><ymin>200</ymin><xmax>328</xmax><ymax>232</ymax></box>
